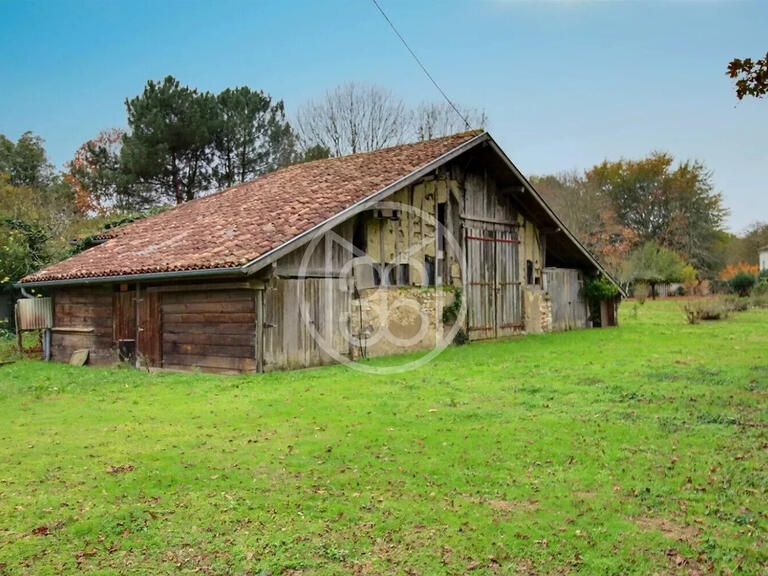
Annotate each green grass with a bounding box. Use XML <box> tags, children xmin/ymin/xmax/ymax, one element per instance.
<box><xmin>0</xmin><ymin>299</ymin><xmax>766</xmax><ymax>575</ymax></box>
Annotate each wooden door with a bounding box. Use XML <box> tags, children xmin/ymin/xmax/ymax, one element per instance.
<box><xmin>545</xmin><ymin>268</ymin><xmax>587</xmax><ymax>331</ymax></box>
<box><xmin>466</xmin><ymin>228</ymin><xmax>496</xmax><ymax>340</ymax></box>
<box><xmin>466</xmin><ymin>227</ymin><xmax>522</xmax><ymax>340</ymax></box>
<box><xmin>138</xmin><ymin>291</ymin><xmax>162</xmax><ymax>366</ymax></box>
<box><xmin>495</xmin><ymin>230</ymin><xmax>522</xmax><ymax>337</ymax></box>
<box><xmin>113</xmin><ymin>291</ymin><xmax>136</xmax><ymax>342</ymax></box>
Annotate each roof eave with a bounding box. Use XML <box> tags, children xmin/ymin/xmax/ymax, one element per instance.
<box><xmin>15</xmin><ymin>265</ymin><xmax>248</xmax><ymax>289</ymax></box>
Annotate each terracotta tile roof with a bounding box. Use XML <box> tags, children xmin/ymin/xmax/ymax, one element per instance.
<box><xmin>23</xmin><ymin>130</ymin><xmax>483</xmax><ymax>283</ymax></box>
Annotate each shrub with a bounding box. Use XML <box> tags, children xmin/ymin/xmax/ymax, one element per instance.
<box><xmin>724</xmin><ymin>295</ymin><xmax>749</xmax><ymax>312</ymax></box>
<box><xmin>683</xmin><ymin>299</ymin><xmax>731</xmax><ymax>324</ymax></box>
<box><xmin>710</xmin><ymin>279</ymin><xmax>730</xmax><ymax>294</ymax></box>
<box><xmin>634</xmin><ymin>282</ymin><xmax>649</xmax><ymax>304</ymax></box>
<box><xmin>683</xmin><ymin>302</ymin><xmax>702</xmax><ymax>324</ymax></box>
<box><xmin>753</xmin><ymin>280</ymin><xmax>768</xmax><ymax>296</ymax></box>
<box><xmin>729</xmin><ymin>271</ymin><xmax>756</xmax><ymax>297</ymax></box>
<box><xmin>751</xmin><ymin>292</ymin><xmax>768</xmax><ymax>309</ymax></box>
<box><xmin>582</xmin><ymin>275</ymin><xmax>620</xmax><ymax>302</ymax></box>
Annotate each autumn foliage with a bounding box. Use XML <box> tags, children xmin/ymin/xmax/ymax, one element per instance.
<box><xmin>719</xmin><ymin>262</ymin><xmax>759</xmax><ymax>281</ymax></box>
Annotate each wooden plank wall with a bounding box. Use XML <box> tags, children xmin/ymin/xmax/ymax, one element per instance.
<box><xmin>161</xmin><ymin>289</ymin><xmax>257</xmax><ymax>373</ymax></box>
<box><xmin>113</xmin><ymin>291</ymin><xmax>136</xmax><ymax>340</ymax></box>
<box><xmin>274</xmin><ymin>221</ymin><xmax>354</xmax><ymax>278</ymax></box>
<box><xmin>465</xmin><ymin>228</ymin><xmax>496</xmax><ymax>340</ymax></box>
<box><xmin>263</xmin><ymin>277</ymin><xmax>351</xmax><ymax>371</ymax></box>
<box><xmin>462</xmin><ymin>168</ymin><xmax>523</xmax><ymax>339</ymax></box>
<box><xmin>544</xmin><ymin>268</ymin><xmax>588</xmax><ymax>331</ymax></box>
<box><xmin>51</xmin><ymin>286</ymin><xmax>114</xmax><ymax>365</ymax></box>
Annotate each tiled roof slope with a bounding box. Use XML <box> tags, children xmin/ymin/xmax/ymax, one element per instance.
<box><xmin>23</xmin><ymin>131</ymin><xmax>482</xmax><ymax>283</ymax></box>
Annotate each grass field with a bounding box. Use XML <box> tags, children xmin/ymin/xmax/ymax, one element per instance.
<box><xmin>0</xmin><ymin>299</ymin><xmax>766</xmax><ymax>575</ymax></box>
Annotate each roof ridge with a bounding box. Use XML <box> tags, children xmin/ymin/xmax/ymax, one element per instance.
<box><xmin>183</xmin><ymin>130</ymin><xmax>485</xmax><ymax>206</ymax></box>
<box><xmin>281</xmin><ymin>129</ymin><xmax>485</xmax><ymax>170</ymax></box>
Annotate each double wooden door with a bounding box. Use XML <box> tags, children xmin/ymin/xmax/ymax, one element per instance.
<box><xmin>465</xmin><ymin>227</ymin><xmax>522</xmax><ymax>340</ymax></box>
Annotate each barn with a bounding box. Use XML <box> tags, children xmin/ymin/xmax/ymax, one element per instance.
<box><xmin>18</xmin><ymin>131</ymin><xmax>621</xmax><ymax>373</ymax></box>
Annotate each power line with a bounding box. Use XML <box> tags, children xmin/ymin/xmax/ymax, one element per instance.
<box><xmin>371</xmin><ymin>0</ymin><xmax>472</xmax><ymax>130</ymax></box>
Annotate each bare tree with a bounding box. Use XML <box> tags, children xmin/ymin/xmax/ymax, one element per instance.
<box><xmin>296</xmin><ymin>83</ymin><xmax>410</xmax><ymax>156</ymax></box>
<box><xmin>413</xmin><ymin>102</ymin><xmax>487</xmax><ymax>141</ymax></box>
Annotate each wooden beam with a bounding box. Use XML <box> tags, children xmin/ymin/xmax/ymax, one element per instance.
<box><xmin>255</xmin><ymin>288</ymin><xmax>264</xmax><ymax>373</ymax></box>
<box><xmin>146</xmin><ymin>280</ymin><xmax>265</xmax><ymax>293</ymax></box>
<box><xmin>51</xmin><ymin>327</ymin><xmax>94</xmax><ymax>333</ymax></box>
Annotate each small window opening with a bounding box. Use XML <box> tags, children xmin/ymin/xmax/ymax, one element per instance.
<box><xmin>397</xmin><ymin>263</ymin><xmax>409</xmax><ymax>285</ymax></box>
<box><xmin>353</xmin><ymin>216</ymin><xmax>367</xmax><ymax>254</ymax></box>
<box><xmin>425</xmin><ymin>256</ymin><xmax>436</xmax><ymax>286</ymax></box>
<box><xmin>526</xmin><ymin>260</ymin><xmax>534</xmax><ymax>285</ymax></box>
<box><xmin>437</xmin><ymin>202</ymin><xmax>447</xmax><ymax>251</ymax></box>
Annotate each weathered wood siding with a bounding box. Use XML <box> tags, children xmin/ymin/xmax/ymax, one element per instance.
<box><xmin>51</xmin><ymin>286</ymin><xmax>114</xmax><ymax>364</ymax></box>
<box><xmin>274</xmin><ymin>221</ymin><xmax>354</xmax><ymax>278</ymax></box>
<box><xmin>544</xmin><ymin>268</ymin><xmax>588</xmax><ymax>331</ymax></box>
<box><xmin>462</xmin><ymin>169</ymin><xmax>524</xmax><ymax>339</ymax></box>
<box><xmin>160</xmin><ymin>289</ymin><xmax>257</xmax><ymax>373</ymax></box>
<box><xmin>263</xmin><ymin>277</ymin><xmax>351</xmax><ymax>371</ymax></box>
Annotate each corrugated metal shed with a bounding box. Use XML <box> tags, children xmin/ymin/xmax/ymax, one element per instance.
<box><xmin>16</xmin><ymin>297</ymin><xmax>53</xmax><ymax>330</ymax></box>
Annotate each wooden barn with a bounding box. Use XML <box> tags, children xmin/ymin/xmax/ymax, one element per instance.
<box><xmin>19</xmin><ymin>131</ymin><xmax>621</xmax><ymax>373</ymax></box>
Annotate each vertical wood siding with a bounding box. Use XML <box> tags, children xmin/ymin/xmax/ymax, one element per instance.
<box><xmin>463</xmin><ymin>169</ymin><xmax>523</xmax><ymax>340</ymax></box>
<box><xmin>263</xmin><ymin>277</ymin><xmax>351</xmax><ymax>371</ymax></box>
<box><xmin>544</xmin><ymin>268</ymin><xmax>588</xmax><ymax>331</ymax></box>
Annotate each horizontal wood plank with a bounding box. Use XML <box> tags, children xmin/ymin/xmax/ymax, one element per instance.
<box><xmin>162</xmin><ymin>290</ymin><xmax>254</xmax><ymax>305</ymax></box>
<box><xmin>162</xmin><ymin>312</ymin><xmax>254</xmax><ymax>324</ymax></box>
<box><xmin>162</xmin><ymin>301</ymin><xmax>254</xmax><ymax>314</ymax></box>
<box><xmin>163</xmin><ymin>341</ymin><xmax>254</xmax><ymax>358</ymax></box>
<box><xmin>163</xmin><ymin>332</ymin><xmax>254</xmax><ymax>347</ymax></box>
<box><xmin>147</xmin><ymin>281</ymin><xmax>262</xmax><ymax>294</ymax></box>
<box><xmin>54</xmin><ymin>315</ymin><xmax>112</xmax><ymax>328</ymax></box>
<box><xmin>163</xmin><ymin>322</ymin><xmax>254</xmax><ymax>335</ymax></box>
<box><xmin>55</xmin><ymin>303</ymin><xmax>112</xmax><ymax>318</ymax></box>
<box><xmin>163</xmin><ymin>353</ymin><xmax>256</xmax><ymax>371</ymax></box>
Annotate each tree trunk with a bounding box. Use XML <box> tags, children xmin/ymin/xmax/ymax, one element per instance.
<box><xmin>650</xmin><ymin>282</ymin><xmax>657</xmax><ymax>300</ymax></box>
<box><xmin>171</xmin><ymin>151</ymin><xmax>182</xmax><ymax>204</ymax></box>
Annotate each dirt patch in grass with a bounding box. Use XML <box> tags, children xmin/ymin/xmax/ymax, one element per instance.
<box><xmin>487</xmin><ymin>499</ymin><xmax>540</xmax><ymax>513</ymax></box>
<box><xmin>635</xmin><ymin>516</ymin><xmax>700</xmax><ymax>544</ymax></box>
<box><xmin>464</xmin><ymin>495</ymin><xmax>540</xmax><ymax>514</ymax></box>
<box><xmin>106</xmin><ymin>464</ymin><xmax>135</xmax><ymax>474</ymax></box>
<box><xmin>572</xmin><ymin>490</ymin><xmax>596</xmax><ymax>501</ymax></box>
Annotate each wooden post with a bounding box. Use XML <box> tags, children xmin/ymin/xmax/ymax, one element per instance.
<box><xmin>15</xmin><ymin>304</ymin><xmax>22</xmax><ymax>352</ymax></box>
<box><xmin>135</xmin><ymin>283</ymin><xmax>141</xmax><ymax>369</ymax></box>
<box><xmin>600</xmin><ymin>299</ymin><xmax>609</xmax><ymax>329</ymax></box>
<box><xmin>255</xmin><ymin>288</ymin><xmax>264</xmax><ymax>373</ymax></box>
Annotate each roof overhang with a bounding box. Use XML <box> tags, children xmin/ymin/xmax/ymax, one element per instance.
<box><xmin>15</xmin><ymin>266</ymin><xmax>248</xmax><ymax>289</ymax></box>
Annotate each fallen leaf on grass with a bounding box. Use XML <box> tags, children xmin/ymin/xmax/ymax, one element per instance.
<box><xmin>106</xmin><ymin>464</ymin><xmax>135</xmax><ymax>474</ymax></box>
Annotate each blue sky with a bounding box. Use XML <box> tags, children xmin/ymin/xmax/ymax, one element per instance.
<box><xmin>1</xmin><ymin>0</ymin><xmax>765</xmax><ymax>232</ymax></box>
